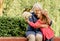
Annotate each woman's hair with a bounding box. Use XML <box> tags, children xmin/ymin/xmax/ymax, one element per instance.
<box><xmin>32</xmin><ymin>3</ymin><xmax>42</xmax><ymax>11</ymax></box>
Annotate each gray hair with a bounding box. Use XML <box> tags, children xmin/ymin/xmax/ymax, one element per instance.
<box><xmin>32</xmin><ymin>3</ymin><xmax>43</xmax><ymax>11</ymax></box>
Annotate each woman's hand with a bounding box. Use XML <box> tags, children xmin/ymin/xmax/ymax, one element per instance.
<box><xmin>25</xmin><ymin>17</ymin><xmax>30</xmax><ymax>23</ymax></box>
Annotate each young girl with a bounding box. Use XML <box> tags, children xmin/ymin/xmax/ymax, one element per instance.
<box><xmin>25</xmin><ymin>10</ymin><xmax>54</xmax><ymax>41</ymax></box>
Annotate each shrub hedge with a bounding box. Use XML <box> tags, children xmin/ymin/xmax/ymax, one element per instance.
<box><xmin>0</xmin><ymin>16</ymin><xmax>27</xmax><ymax>37</ymax></box>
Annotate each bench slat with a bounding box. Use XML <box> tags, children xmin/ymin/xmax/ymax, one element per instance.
<box><xmin>0</xmin><ymin>37</ymin><xmax>59</xmax><ymax>41</ymax></box>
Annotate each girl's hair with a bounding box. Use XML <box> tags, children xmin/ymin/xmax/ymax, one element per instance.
<box><xmin>41</xmin><ymin>12</ymin><xmax>49</xmax><ymax>25</ymax></box>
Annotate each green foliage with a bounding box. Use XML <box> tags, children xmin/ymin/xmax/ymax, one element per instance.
<box><xmin>0</xmin><ymin>16</ymin><xmax>27</xmax><ymax>37</ymax></box>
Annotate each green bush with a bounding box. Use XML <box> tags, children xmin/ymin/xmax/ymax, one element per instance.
<box><xmin>0</xmin><ymin>16</ymin><xmax>27</xmax><ymax>37</ymax></box>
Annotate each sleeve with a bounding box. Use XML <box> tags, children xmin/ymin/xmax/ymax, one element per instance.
<box><xmin>26</xmin><ymin>16</ymin><xmax>34</xmax><ymax>31</ymax></box>
<box><xmin>29</xmin><ymin>17</ymin><xmax>33</xmax><ymax>22</ymax></box>
<box><xmin>28</xmin><ymin>20</ymin><xmax>41</xmax><ymax>28</ymax></box>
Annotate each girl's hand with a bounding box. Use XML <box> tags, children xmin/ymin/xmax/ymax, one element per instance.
<box><xmin>44</xmin><ymin>25</ymin><xmax>48</xmax><ymax>28</ymax></box>
<box><xmin>41</xmin><ymin>24</ymin><xmax>48</xmax><ymax>28</ymax></box>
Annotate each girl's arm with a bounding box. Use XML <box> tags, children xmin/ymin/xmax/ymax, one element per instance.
<box><xmin>27</xmin><ymin>20</ymin><xmax>48</xmax><ymax>28</ymax></box>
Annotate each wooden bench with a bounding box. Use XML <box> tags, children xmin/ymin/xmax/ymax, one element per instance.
<box><xmin>54</xmin><ymin>37</ymin><xmax>60</xmax><ymax>41</ymax></box>
<box><xmin>0</xmin><ymin>37</ymin><xmax>27</xmax><ymax>41</ymax></box>
<box><xmin>0</xmin><ymin>37</ymin><xmax>60</xmax><ymax>41</ymax></box>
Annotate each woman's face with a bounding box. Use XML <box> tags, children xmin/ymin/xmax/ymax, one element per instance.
<box><xmin>34</xmin><ymin>8</ymin><xmax>41</xmax><ymax>14</ymax></box>
<box><xmin>34</xmin><ymin>8</ymin><xmax>42</xmax><ymax>18</ymax></box>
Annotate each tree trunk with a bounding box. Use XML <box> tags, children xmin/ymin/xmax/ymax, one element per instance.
<box><xmin>0</xmin><ymin>0</ymin><xmax>3</xmax><ymax>16</ymax></box>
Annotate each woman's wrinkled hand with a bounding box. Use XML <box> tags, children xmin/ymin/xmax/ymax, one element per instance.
<box><xmin>25</xmin><ymin>17</ymin><xmax>30</xmax><ymax>23</ymax></box>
